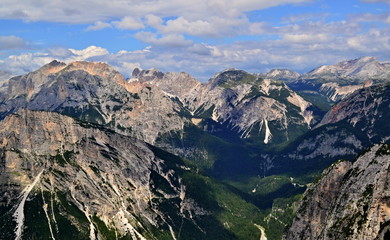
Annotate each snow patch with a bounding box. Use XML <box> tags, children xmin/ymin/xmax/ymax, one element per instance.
<box><xmin>13</xmin><ymin>169</ymin><xmax>44</xmax><ymax>240</ymax></box>
<box><xmin>211</xmin><ymin>108</ymin><xmax>219</xmax><ymax>122</ymax></box>
<box><xmin>127</xmin><ymin>78</ymin><xmax>139</xmax><ymax>83</ymax></box>
<box><xmin>263</xmin><ymin>119</ymin><xmax>272</xmax><ymax>144</ymax></box>
<box><xmin>41</xmin><ymin>189</ymin><xmax>56</xmax><ymax>240</ymax></box>
<box><xmin>168</xmin><ymin>224</ymin><xmax>177</xmax><ymax>240</ymax></box>
<box><xmin>191</xmin><ymin>118</ymin><xmax>202</xmax><ymax>126</ymax></box>
<box><xmin>254</xmin><ymin>224</ymin><xmax>268</xmax><ymax>240</ymax></box>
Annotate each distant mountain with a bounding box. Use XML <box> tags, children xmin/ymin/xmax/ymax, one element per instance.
<box><xmin>286</xmin><ymin>56</ymin><xmax>390</xmax><ymax>107</ymax></box>
<box><xmin>301</xmin><ymin>56</ymin><xmax>390</xmax><ymax>81</ymax></box>
<box><xmin>285</xmin><ymin>144</ymin><xmax>390</xmax><ymax>240</ymax></box>
<box><xmin>0</xmin><ymin>110</ymin><xmax>264</xmax><ymax>240</ymax></box>
<box><xmin>263</xmin><ymin>69</ymin><xmax>300</xmax><ymax>81</ymax></box>
<box><xmin>0</xmin><ymin>70</ymin><xmax>13</xmax><ymax>91</ymax></box>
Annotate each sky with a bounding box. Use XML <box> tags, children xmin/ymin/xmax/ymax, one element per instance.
<box><xmin>0</xmin><ymin>0</ymin><xmax>389</xmax><ymax>81</ymax></box>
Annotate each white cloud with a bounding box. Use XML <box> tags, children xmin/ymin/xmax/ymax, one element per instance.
<box><xmin>145</xmin><ymin>14</ymin><xmax>163</xmax><ymax>28</ymax></box>
<box><xmin>0</xmin><ymin>13</ymin><xmax>390</xmax><ymax>80</ymax></box>
<box><xmin>349</xmin><ymin>13</ymin><xmax>390</xmax><ymax>23</ymax></box>
<box><xmin>0</xmin><ymin>52</ymin><xmax>54</xmax><ymax>75</ymax></box>
<box><xmin>0</xmin><ymin>46</ymin><xmax>110</xmax><ymax>75</ymax></box>
<box><xmin>86</xmin><ymin>21</ymin><xmax>111</xmax><ymax>31</ymax></box>
<box><xmin>135</xmin><ymin>32</ymin><xmax>193</xmax><ymax>47</ymax></box>
<box><xmin>112</xmin><ymin>16</ymin><xmax>144</xmax><ymax>30</ymax></box>
<box><xmin>0</xmin><ymin>35</ymin><xmax>27</xmax><ymax>50</ymax></box>
<box><xmin>360</xmin><ymin>0</ymin><xmax>390</xmax><ymax>4</ymax></box>
<box><xmin>69</xmin><ymin>46</ymin><xmax>109</xmax><ymax>60</ymax></box>
<box><xmin>283</xmin><ymin>33</ymin><xmax>329</xmax><ymax>43</ymax></box>
<box><xmin>0</xmin><ymin>0</ymin><xmax>313</xmax><ymax>38</ymax></box>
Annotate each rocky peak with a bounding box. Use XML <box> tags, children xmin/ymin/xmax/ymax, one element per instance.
<box><xmin>129</xmin><ymin>68</ymin><xmax>201</xmax><ymax>98</ymax></box>
<box><xmin>131</xmin><ymin>67</ymin><xmax>164</xmax><ymax>82</ymax></box>
<box><xmin>38</xmin><ymin>60</ymin><xmax>67</xmax><ymax>75</ymax></box>
<box><xmin>63</xmin><ymin>61</ymin><xmax>125</xmax><ymax>86</ymax></box>
<box><xmin>265</xmin><ymin>69</ymin><xmax>300</xmax><ymax>81</ymax></box>
<box><xmin>208</xmin><ymin>69</ymin><xmax>257</xmax><ymax>89</ymax></box>
<box><xmin>302</xmin><ymin>56</ymin><xmax>390</xmax><ymax>80</ymax></box>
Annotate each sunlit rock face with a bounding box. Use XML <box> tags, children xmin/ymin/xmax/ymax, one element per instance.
<box><xmin>285</xmin><ymin>144</ymin><xmax>390</xmax><ymax>240</ymax></box>
<box><xmin>0</xmin><ymin>110</ymin><xmax>204</xmax><ymax>239</ymax></box>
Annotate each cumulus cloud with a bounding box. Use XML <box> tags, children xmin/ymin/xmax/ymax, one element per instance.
<box><xmin>0</xmin><ymin>0</ymin><xmax>312</xmax><ymax>38</ymax></box>
<box><xmin>0</xmin><ymin>46</ymin><xmax>110</xmax><ymax>75</ymax></box>
<box><xmin>135</xmin><ymin>32</ymin><xmax>193</xmax><ymax>47</ymax></box>
<box><xmin>0</xmin><ymin>36</ymin><xmax>27</xmax><ymax>50</ymax></box>
<box><xmin>1</xmin><ymin>22</ymin><xmax>388</xmax><ymax>81</ymax></box>
<box><xmin>112</xmin><ymin>16</ymin><xmax>144</xmax><ymax>30</ymax></box>
<box><xmin>0</xmin><ymin>1</ymin><xmax>389</xmax><ymax>81</ymax></box>
<box><xmin>283</xmin><ymin>33</ymin><xmax>329</xmax><ymax>43</ymax></box>
<box><xmin>0</xmin><ymin>0</ymin><xmax>311</xmax><ymax>24</ymax></box>
<box><xmin>86</xmin><ymin>21</ymin><xmax>111</xmax><ymax>31</ymax></box>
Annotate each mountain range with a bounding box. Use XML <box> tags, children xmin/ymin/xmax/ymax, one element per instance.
<box><xmin>0</xmin><ymin>56</ymin><xmax>389</xmax><ymax>239</ymax></box>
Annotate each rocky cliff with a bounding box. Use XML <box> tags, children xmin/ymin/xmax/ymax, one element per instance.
<box><xmin>183</xmin><ymin>69</ymin><xmax>315</xmax><ymax>145</ymax></box>
<box><xmin>0</xmin><ymin>61</ymin><xmax>190</xmax><ymax>145</ymax></box>
<box><xmin>285</xmin><ymin>144</ymin><xmax>390</xmax><ymax>240</ymax></box>
<box><xmin>0</xmin><ymin>110</ymin><xmax>264</xmax><ymax>240</ymax></box>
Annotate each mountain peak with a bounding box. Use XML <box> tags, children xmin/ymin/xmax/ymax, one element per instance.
<box><xmin>303</xmin><ymin>56</ymin><xmax>389</xmax><ymax>80</ymax></box>
<box><xmin>131</xmin><ymin>67</ymin><xmax>164</xmax><ymax>82</ymax></box>
<box><xmin>38</xmin><ymin>60</ymin><xmax>67</xmax><ymax>75</ymax></box>
<box><xmin>265</xmin><ymin>69</ymin><xmax>300</xmax><ymax>81</ymax></box>
<box><xmin>356</xmin><ymin>56</ymin><xmax>377</xmax><ymax>62</ymax></box>
<box><xmin>209</xmin><ymin>69</ymin><xmax>256</xmax><ymax>88</ymax></box>
<box><xmin>64</xmin><ymin>61</ymin><xmax>125</xmax><ymax>86</ymax></box>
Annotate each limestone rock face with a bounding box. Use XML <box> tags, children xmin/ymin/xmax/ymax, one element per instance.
<box><xmin>183</xmin><ymin>69</ymin><xmax>314</xmax><ymax>144</ymax></box>
<box><xmin>0</xmin><ymin>110</ymin><xmax>203</xmax><ymax>239</ymax></box>
<box><xmin>0</xmin><ymin>110</ymin><xmax>264</xmax><ymax>240</ymax></box>
<box><xmin>285</xmin><ymin>144</ymin><xmax>390</xmax><ymax>240</ymax></box>
<box><xmin>0</xmin><ymin>61</ymin><xmax>316</xmax><ymax>151</ymax></box>
<box><xmin>0</xmin><ymin>61</ymin><xmax>190</xmax><ymax>145</ymax></box>
<box><xmin>317</xmin><ymin>83</ymin><xmax>390</xmax><ymax>143</ymax></box>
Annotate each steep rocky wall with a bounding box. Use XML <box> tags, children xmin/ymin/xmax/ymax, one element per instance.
<box><xmin>285</xmin><ymin>144</ymin><xmax>390</xmax><ymax>240</ymax></box>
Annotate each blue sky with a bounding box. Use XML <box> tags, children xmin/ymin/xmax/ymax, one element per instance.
<box><xmin>0</xmin><ymin>0</ymin><xmax>389</xmax><ymax>80</ymax></box>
